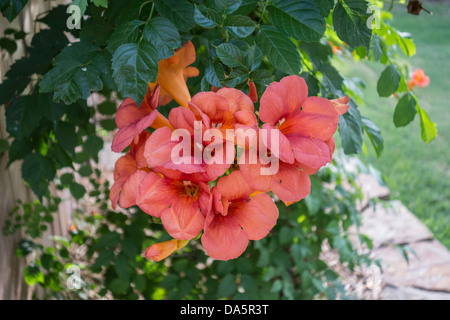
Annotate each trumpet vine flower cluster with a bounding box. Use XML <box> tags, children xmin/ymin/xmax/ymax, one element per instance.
<box><xmin>110</xmin><ymin>41</ymin><xmax>349</xmax><ymax>261</ymax></box>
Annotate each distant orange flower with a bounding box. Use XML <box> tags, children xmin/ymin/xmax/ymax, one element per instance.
<box><xmin>145</xmin><ymin>239</ymin><xmax>189</xmax><ymax>262</ymax></box>
<box><xmin>148</xmin><ymin>41</ymin><xmax>199</xmax><ymax>108</ymax></box>
<box><xmin>407</xmin><ymin>69</ymin><xmax>430</xmax><ymax>90</ymax></box>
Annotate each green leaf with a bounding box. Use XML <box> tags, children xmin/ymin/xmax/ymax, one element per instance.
<box><xmin>54</xmin><ymin>121</ymin><xmax>78</xmax><ymax>155</ymax></box>
<box><xmin>154</xmin><ymin>0</ymin><xmax>195</xmax><ymax>32</ymax></box>
<box><xmin>194</xmin><ymin>5</ymin><xmax>221</xmax><ymax>28</ymax></box>
<box><xmin>393</xmin><ymin>93</ymin><xmax>417</xmax><ymax>127</ymax></box>
<box><xmin>313</xmin><ymin>0</ymin><xmax>334</xmax><ymax>17</ymax></box>
<box><xmin>218</xmin><ymin>274</ymin><xmax>237</xmax><ymax>298</ymax></box>
<box><xmin>110</xmin><ymin>277</ymin><xmax>130</xmax><ymax>294</ymax></box>
<box><xmin>332</xmin><ymin>0</ymin><xmax>372</xmax><ymax>51</ymax></box>
<box><xmin>112</xmin><ymin>41</ymin><xmax>159</xmax><ymax>105</ymax></box>
<box><xmin>114</xmin><ymin>254</ymin><xmax>132</xmax><ymax>279</ymax></box>
<box><xmin>377</xmin><ymin>64</ymin><xmax>401</xmax><ymax>97</ymax></box>
<box><xmin>60</xmin><ymin>173</ymin><xmax>74</xmax><ymax>186</ymax></box>
<box><xmin>384</xmin><ymin>25</ymin><xmax>416</xmax><ymax>57</ymax></box>
<box><xmin>212</xmin><ymin>0</ymin><xmax>242</xmax><ymax>14</ymax></box>
<box><xmin>143</xmin><ymin>17</ymin><xmax>181</xmax><ymax>60</ymax></box>
<box><xmin>361</xmin><ymin>116</ymin><xmax>384</xmax><ymax>157</ymax></box>
<box><xmin>338</xmin><ymin>101</ymin><xmax>363</xmax><ymax>154</ymax></box>
<box><xmin>245</xmin><ymin>45</ymin><xmax>263</xmax><ymax>72</ymax></box>
<box><xmin>24</xmin><ymin>264</ymin><xmax>44</xmax><ymax>286</ymax></box>
<box><xmin>22</xmin><ymin>153</ymin><xmax>56</xmax><ymax>201</ymax></box>
<box><xmin>83</xmin><ymin>135</ymin><xmax>103</xmax><ymax>159</ymax></box>
<box><xmin>255</xmin><ymin>25</ymin><xmax>301</xmax><ymax>75</ymax></box>
<box><xmin>418</xmin><ymin>107</ymin><xmax>437</xmax><ymax>143</ymax></box>
<box><xmin>78</xmin><ymin>165</ymin><xmax>93</xmax><ymax>177</ymax></box>
<box><xmin>97</xmin><ymin>100</ymin><xmax>117</xmax><ymax>115</ymax></box>
<box><xmin>269</xmin><ymin>0</ymin><xmax>326</xmax><ymax>41</ymax></box>
<box><xmin>0</xmin><ymin>138</ymin><xmax>9</xmax><ymax>152</ymax></box>
<box><xmin>204</xmin><ymin>61</ymin><xmax>225</xmax><ymax>87</ymax></box>
<box><xmin>16</xmin><ymin>239</ymin><xmax>35</xmax><ymax>257</ymax></box>
<box><xmin>5</xmin><ymin>95</ymin><xmax>41</xmax><ymax>139</ymax></box>
<box><xmin>90</xmin><ymin>0</ymin><xmax>108</xmax><ymax>8</ymax></box>
<box><xmin>223</xmin><ymin>15</ymin><xmax>256</xmax><ymax>38</ymax></box>
<box><xmin>106</xmin><ymin>20</ymin><xmax>143</xmax><ymax>54</ymax></box>
<box><xmin>39</xmin><ymin>41</ymin><xmax>105</xmax><ymax>104</ymax></box>
<box><xmin>0</xmin><ymin>0</ymin><xmax>28</xmax><ymax>22</ymax></box>
<box><xmin>69</xmin><ymin>182</ymin><xmax>86</xmax><ymax>200</ymax></box>
<box><xmin>216</xmin><ymin>43</ymin><xmax>246</xmax><ymax>68</ymax></box>
<box><xmin>0</xmin><ymin>37</ymin><xmax>17</xmax><ymax>55</ymax></box>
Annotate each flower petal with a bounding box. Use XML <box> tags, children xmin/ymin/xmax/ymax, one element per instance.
<box><xmin>216</xmin><ymin>171</ymin><xmax>254</xmax><ymax>201</ymax></box>
<box><xmin>289</xmin><ymin>134</ymin><xmax>332</xmax><ymax>168</ymax></box>
<box><xmin>201</xmin><ymin>211</ymin><xmax>249</xmax><ymax>261</ymax></box>
<box><xmin>270</xmin><ymin>163</ymin><xmax>311</xmax><ymax>202</ymax></box>
<box><xmin>234</xmin><ymin>193</ymin><xmax>279</xmax><ymax>240</ymax></box>
<box><xmin>136</xmin><ymin>172</ymin><xmax>173</xmax><ymax>217</ymax></box>
<box><xmin>161</xmin><ymin>199</ymin><xmax>205</xmax><ymax>240</ymax></box>
<box><xmin>118</xmin><ymin>169</ymin><xmax>148</xmax><ymax>209</ymax></box>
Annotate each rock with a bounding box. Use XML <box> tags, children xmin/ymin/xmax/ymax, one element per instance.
<box><xmin>355</xmin><ymin>173</ymin><xmax>390</xmax><ymax>211</ymax></box>
<box><xmin>357</xmin><ymin>201</ymin><xmax>433</xmax><ymax>248</ymax></box>
<box><xmin>382</xmin><ymin>284</ymin><xmax>450</xmax><ymax>300</ymax></box>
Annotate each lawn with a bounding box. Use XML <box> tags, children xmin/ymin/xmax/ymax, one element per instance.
<box><xmin>334</xmin><ymin>1</ymin><xmax>450</xmax><ymax>248</ymax></box>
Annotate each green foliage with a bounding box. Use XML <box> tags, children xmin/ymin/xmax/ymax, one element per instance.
<box><xmin>0</xmin><ymin>0</ymin><xmax>436</xmax><ymax>300</ymax></box>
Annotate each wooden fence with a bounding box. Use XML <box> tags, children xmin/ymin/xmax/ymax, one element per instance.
<box><xmin>0</xmin><ymin>0</ymin><xmax>69</xmax><ymax>300</ymax></box>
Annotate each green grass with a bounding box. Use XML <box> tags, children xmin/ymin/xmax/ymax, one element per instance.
<box><xmin>334</xmin><ymin>2</ymin><xmax>450</xmax><ymax>248</ymax></box>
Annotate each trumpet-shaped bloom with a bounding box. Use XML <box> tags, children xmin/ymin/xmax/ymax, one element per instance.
<box><xmin>201</xmin><ymin>171</ymin><xmax>279</xmax><ymax>260</ymax></box>
<box><xmin>111</xmin><ymin>85</ymin><xmax>172</xmax><ymax>153</ymax></box>
<box><xmin>136</xmin><ymin>168</ymin><xmax>211</xmax><ymax>240</ymax></box>
<box><xmin>145</xmin><ymin>239</ymin><xmax>189</xmax><ymax>262</ymax></box>
<box><xmin>143</xmin><ymin>106</ymin><xmax>233</xmax><ymax>182</ymax></box>
<box><xmin>110</xmin><ymin>131</ymin><xmax>151</xmax><ymax>210</ymax></box>
<box><xmin>407</xmin><ymin>68</ymin><xmax>430</xmax><ymax>89</ymax></box>
<box><xmin>148</xmin><ymin>41</ymin><xmax>199</xmax><ymax>108</ymax></box>
<box><xmin>189</xmin><ymin>87</ymin><xmax>257</xmax><ymax>131</ymax></box>
<box><xmin>259</xmin><ymin>75</ymin><xmax>342</xmax><ymax>171</ymax></box>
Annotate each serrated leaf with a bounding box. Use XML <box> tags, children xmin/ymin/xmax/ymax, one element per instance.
<box><xmin>5</xmin><ymin>95</ymin><xmax>41</xmax><ymax>139</ymax></box>
<box><xmin>106</xmin><ymin>20</ymin><xmax>143</xmax><ymax>54</ymax></box>
<box><xmin>245</xmin><ymin>45</ymin><xmax>262</xmax><ymax>72</ymax></box>
<box><xmin>361</xmin><ymin>116</ymin><xmax>384</xmax><ymax>157</ymax></box>
<box><xmin>338</xmin><ymin>101</ymin><xmax>363</xmax><ymax>154</ymax></box>
<box><xmin>269</xmin><ymin>0</ymin><xmax>326</xmax><ymax>41</ymax></box>
<box><xmin>0</xmin><ymin>0</ymin><xmax>28</xmax><ymax>22</ymax></box>
<box><xmin>332</xmin><ymin>0</ymin><xmax>372</xmax><ymax>51</ymax></box>
<box><xmin>143</xmin><ymin>17</ymin><xmax>181</xmax><ymax>60</ymax></box>
<box><xmin>223</xmin><ymin>15</ymin><xmax>256</xmax><ymax>38</ymax></box>
<box><xmin>377</xmin><ymin>64</ymin><xmax>401</xmax><ymax>97</ymax></box>
<box><xmin>39</xmin><ymin>41</ymin><xmax>105</xmax><ymax>104</ymax></box>
<box><xmin>194</xmin><ymin>5</ymin><xmax>221</xmax><ymax>28</ymax></box>
<box><xmin>216</xmin><ymin>43</ymin><xmax>246</xmax><ymax>68</ymax></box>
<box><xmin>313</xmin><ymin>0</ymin><xmax>334</xmax><ymax>17</ymax></box>
<box><xmin>111</xmin><ymin>41</ymin><xmax>159</xmax><ymax>105</ymax></box>
<box><xmin>154</xmin><ymin>0</ymin><xmax>194</xmax><ymax>32</ymax></box>
<box><xmin>22</xmin><ymin>153</ymin><xmax>56</xmax><ymax>201</ymax></box>
<box><xmin>212</xmin><ymin>0</ymin><xmax>242</xmax><ymax>14</ymax></box>
<box><xmin>418</xmin><ymin>107</ymin><xmax>437</xmax><ymax>143</ymax></box>
<box><xmin>255</xmin><ymin>25</ymin><xmax>301</xmax><ymax>75</ymax></box>
<box><xmin>205</xmin><ymin>61</ymin><xmax>225</xmax><ymax>87</ymax></box>
<box><xmin>393</xmin><ymin>93</ymin><xmax>417</xmax><ymax>127</ymax></box>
